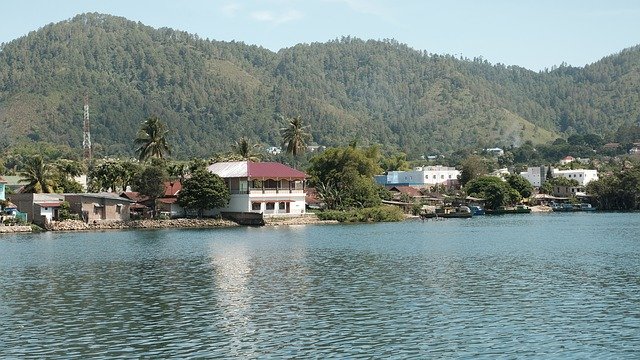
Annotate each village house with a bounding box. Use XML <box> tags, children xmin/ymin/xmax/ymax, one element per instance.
<box><xmin>65</xmin><ymin>193</ymin><xmax>134</xmax><ymax>223</ymax></box>
<box><xmin>520</xmin><ymin>166</ymin><xmax>550</xmax><ymax>187</ymax></box>
<box><xmin>120</xmin><ymin>191</ymin><xmax>151</xmax><ymax>219</ymax></box>
<box><xmin>9</xmin><ymin>193</ymin><xmax>65</xmax><ymax>226</ymax></box>
<box><xmin>156</xmin><ymin>181</ymin><xmax>184</xmax><ymax>218</ymax></box>
<box><xmin>206</xmin><ymin>161</ymin><xmax>307</xmax><ymax>217</ymax></box>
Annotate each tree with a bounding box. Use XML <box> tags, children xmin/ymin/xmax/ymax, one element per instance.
<box><xmin>505</xmin><ymin>174</ymin><xmax>533</xmax><ymax>199</ymax></box>
<box><xmin>19</xmin><ymin>155</ymin><xmax>54</xmax><ymax>193</ymax></box>
<box><xmin>308</xmin><ymin>146</ymin><xmax>383</xmax><ymax>210</ymax></box>
<box><xmin>133</xmin><ymin>163</ymin><xmax>168</xmax><ymax>216</ymax></box>
<box><xmin>134</xmin><ymin>116</ymin><xmax>171</xmax><ymax>162</ymax></box>
<box><xmin>280</xmin><ymin>116</ymin><xmax>311</xmax><ymax>166</ymax></box>
<box><xmin>381</xmin><ymin>152</ymin><xmax>411</xmax><ymax>172</ymax></box>
<box><xmin>177</xmin><ymin>169</ymin><xmax>230</xmax><ymax>217</ymax></box>
<box><xmin>459</xmin><ymin>155</ymin><xmax>488</xmax><ymax>187</ymax></box>
<box><xmin>230</xmin><ymin>137</ymin><xmax>261</xmax><ymax>162</ymax></box>
<box><xmin>465</xmin><ymin>176</ymin><xmax>513</xmax><ymax>209</ymax></box>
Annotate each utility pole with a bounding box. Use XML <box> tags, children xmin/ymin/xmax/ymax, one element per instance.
<box><xmin>83</xmin><ymin>94</ymin><xmax>92</xmax><ymax>161</ymax></box>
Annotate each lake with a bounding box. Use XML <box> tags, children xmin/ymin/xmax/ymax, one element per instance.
<box><xmin>1</xmin><ymin>213</ymin><xmax>639</xmax><ymax>358</ymax></box>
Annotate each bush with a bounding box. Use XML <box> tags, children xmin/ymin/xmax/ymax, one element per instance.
<box><xmin>316</xmin><ymin>206</ymin><xmax>404</xmax><ymax>223</ymax></box>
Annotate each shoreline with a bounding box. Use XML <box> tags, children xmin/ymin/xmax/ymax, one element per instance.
<box><xmin>0</xmin><ymin>214</ymin><xmax>338</xmax><ymax>234</ymax></box>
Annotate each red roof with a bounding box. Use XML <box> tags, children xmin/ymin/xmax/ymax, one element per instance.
<box><xmin>38</xmin><ymin>202</ymin><xmax>62</xmax><ymax>207</ymax></box>
<box><xmin>157</xmin><ymin>197</ymin><xmax>178</xmax><ymax>204</ymax></box>
<box><xmin>248</xmin><ymin>162</ymin><xmax>306</xmax><ymax>179</ymax></box>
<box><xmin>163</xmin><ymin>181</ymin><xmax>182</xmax><ymax>197</ymax></box>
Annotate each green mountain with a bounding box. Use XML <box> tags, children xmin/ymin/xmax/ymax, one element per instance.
<box><xmin>0</xmin><ymin>13</ymin><xmax>638</xmax><ymax>159</ymax></box>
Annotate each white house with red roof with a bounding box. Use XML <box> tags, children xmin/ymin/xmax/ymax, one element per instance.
<box><xmin>207</xmin><ymin>161</ymin><xmax>307</xmax><ymax>217</ymax></box>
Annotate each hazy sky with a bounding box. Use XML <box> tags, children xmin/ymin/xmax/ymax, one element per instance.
<box><xmin>1</xmin><ymin>0</ymin><xmax>639</xmax><ymax>71</ymax></box>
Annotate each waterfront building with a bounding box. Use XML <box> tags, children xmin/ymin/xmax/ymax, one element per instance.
<box><xmin>552</xmin><ymin>169</ymin><xmax>598</xmax><ymax>186</ymax></box>
<box><xmin>520</xmin><ymin>166</ymin><xmax>549</xmax><ymax>187</ymax></box>
<box><xmin>207</xmin><ymin>161</ymin><xmax>307</xmax><ymax>217</ymax></box>
<box><xmin>374</xmin><ymin>166</ymin><xmax>460</xmax><ymax>189</ymax></box>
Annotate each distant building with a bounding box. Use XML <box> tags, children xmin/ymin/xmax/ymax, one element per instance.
<box><xmin>0</xmin><ymin>176</ymin><xmax>6</xmax><ymax>201</ymax></box>
<box><xmin>485</xmin><ymin>148</ymin><xmax>504</xmax><ymax>156</ymax></box>
<box><xmin>552</xmin><ymin>169</ymin><xmax>598</xmax><ymax>186</ymax></box>
<box><xmin>559</xmin><ymin>156</ymin><xmax>575</xmax><ymax>165</ymax></box>
<box><xmin>375</xmin><ymin>166</ymin><xmax>460</xmax><ymax>189</ymax></box>
<box><xmin>520</xmin><ymin>166</ymin><xmax>550</xmax><ymax>187</ymax></box>
<box><xmin>266</xmin><ymin>146</ymin><xmax>282</xmax><ymax>155</ymax></box>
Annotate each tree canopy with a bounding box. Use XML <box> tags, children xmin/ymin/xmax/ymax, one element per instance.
<box><xmin>177</xmin><ymin>169</ymin><xmax>230</xmax><ymax>217</ymax></box>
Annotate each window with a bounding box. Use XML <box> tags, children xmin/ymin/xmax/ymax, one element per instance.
<box><xmin>266</xmin><ymin>202</ymin><xmax>275</xmax><ymax>210</ymax></box>
<box><xmin>441</xmin><ymin>175</ymin><xmax>444</xmax><ymax>179</ymax></box>
<box><xmin>252</xmin><ymin>202</ymin><xmax>261</xmax><ymax>211</ymax></box>
<box><xmin>279</xmin><ymin>202</ymin><xmax>286</xmax><ymax>210</ymax></box>
<box><xmin>433</xmin><ymin>175</ymin><xmax>436</xmax><ymax>179</ymax></box>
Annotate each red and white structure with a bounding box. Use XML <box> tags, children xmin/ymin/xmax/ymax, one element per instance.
<box><xmin>207</xmin><ymin>161</ymin><xmax>307</xmax><ymax>217</ymax></box>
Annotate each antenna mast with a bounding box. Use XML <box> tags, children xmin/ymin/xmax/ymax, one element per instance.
<box><xmin>83</xmin><ymin>94</ymin><xmax>92</xmax><ymax>160</ymax></box>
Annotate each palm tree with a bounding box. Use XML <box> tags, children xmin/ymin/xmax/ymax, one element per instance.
<box><xmin>134</xmin><ymin>116</ymin><xmax>171</xmax><ymax>162</ymax></box>
<box><xmin>231</xmin><ymin>136</ymin><xmax>261</xmax><ymax>162</ymax></box>
<box><xmin>19</xmin><ymin>155</ymin><xmax>54</xmax><ymax>193</ymax></box>
<box><xmin>280</xmin><ymin>116</ymin><xmax>311</xmax><ymax>166</ymax></box>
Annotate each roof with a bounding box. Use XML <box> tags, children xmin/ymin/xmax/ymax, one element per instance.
<box><xmin>0</xmin><ymin>176</ymin><xmax>6</xmax><ymax>184</ymax></box>
<box><xmin>163</xmin><ymin>181</ymin><xmax>182</xmax><ymax>197</ymax></box>
<box><xmin>208</xmin><ymin>161</ymin><xmax>306</xmax><ymax>179</ymax></box>
<box><xmin>120</xmin><ymin>192</ymin><xmax>150</xmax><ymax>202</ymax></box>
<box><xmin>157</xmin><ymin>197</ymin><xmax>178</xmax><ymax>204</ymax></box>
<box><xmin>388</xmin><ymin>186</ymin><xmax>422</xmax><ymax>197</ymax></box>
<box><xmin>37</xmin><ymin>202</ymin><xmax>62</xmax><ymax>207</ymax></box>
<box><xmin>65</xmin><ymin>193</ymin><xmax>136</xmax><ymax>203</ymax></box>
<box><xmin>1</xmin><ymin>176</ymin><xmax>29</xmax><ymax>186</ymax></box>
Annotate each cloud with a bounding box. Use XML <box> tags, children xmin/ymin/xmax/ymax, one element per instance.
<box><xmin>325</xmin><ymin>0</ymin><xmax>388</xmax><ymax>17</ymax></box>
<box><xmin>250</xmin><ymin>9</ymin><xmax>303</xmax><ymax>25</ymax></box>
<box><xmin>221</xmin><ymin>2</ymin><xmax>243</xmax><ymax>17</ymax></box>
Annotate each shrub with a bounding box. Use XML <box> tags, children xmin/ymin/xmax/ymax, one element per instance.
<box><xmin>316</xmin><ymin>206</ymin><xmax>404</xmax><ymax>223</ymax></box>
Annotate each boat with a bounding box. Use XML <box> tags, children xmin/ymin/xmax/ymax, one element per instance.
<box><xmin>551</xmin><ymin>202</ymin><xmax>596</xmax><ymax>212</ymax></box>
<box><xmin>468</xmin><ymin>205</ymin><xmax>485</xmax><ymax>215</ymax></box>
<box><xmin>420</xmin><ymin>205</ymin><xmax>473</xmax><ymax>219</ymax></box>
<box><xmin>485</xmin><ymin>205</ymin><xmax>531</xmax><ymax>215</ymax></box>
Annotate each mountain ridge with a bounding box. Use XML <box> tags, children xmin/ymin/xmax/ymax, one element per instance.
<box><xmin>0</xmin><ymin>13</ymin><xmax>638</xmax><ymax>159</ymax></box>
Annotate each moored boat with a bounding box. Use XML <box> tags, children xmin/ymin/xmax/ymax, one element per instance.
<box><xmin>485</xmin><ymin>205</ymin><xmax>531</xmax><ymax>215</ymax></box>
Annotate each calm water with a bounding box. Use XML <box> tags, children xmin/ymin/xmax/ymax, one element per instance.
<box><xmin>1</xmin><ymin>213</ymin><xmax>639</xmax><ymax>359</ymax></box>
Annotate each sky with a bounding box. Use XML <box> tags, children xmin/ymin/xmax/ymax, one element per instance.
<box><xmin>1</xmin><ymin>0</ymin><xmax>639</xmax><ymax>71</ymax></box>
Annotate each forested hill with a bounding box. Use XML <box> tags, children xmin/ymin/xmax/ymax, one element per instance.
<box><xmin>0</xmin><ymin>13</ymin><xmax>639</xmax><ymax>159</ymax></box>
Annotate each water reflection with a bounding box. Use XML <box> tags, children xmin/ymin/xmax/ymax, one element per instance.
<box><xmin>0</xmin><ymin>214</ymin><xmax>639</xmax><ymax>358</ymax></box>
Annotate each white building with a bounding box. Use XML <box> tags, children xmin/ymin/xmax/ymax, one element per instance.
<box><xmin>375</xmin><ymin>166</ymin><xmax>460</xmax><ymax>188</ymax></box>
<box><xmin>552</xmin><ymin>169</ymin><xmax>599</xmax><ymax>186</ymax></box>
<box><xmin>520</xmin><ymin>166</ymin><xmax>549</xmax><ymax>187</ymax></box>
<box><xmin>485</xmin><ymin>148</ymin><xmax>504</xmax><ymax>156</ymax></box>
<box><xmin>207</xmin><ymin>161</ymin><xmax>307</xmax><ymax>217</ymax></box>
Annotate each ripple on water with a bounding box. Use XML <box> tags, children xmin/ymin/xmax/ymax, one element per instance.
<box><xmin>0</xmin><ymin>214</ymin><xmax>639</xmax><ymax>358</ymax></box>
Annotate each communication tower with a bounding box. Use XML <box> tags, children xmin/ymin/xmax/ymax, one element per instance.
<box><xmin>83</xmin><ymin>95</ymin><xmax>92</xmax><ymax>160</ymax></box>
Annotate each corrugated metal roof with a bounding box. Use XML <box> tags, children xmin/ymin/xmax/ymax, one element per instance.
<box><xmin>207</xmin><ymin>162</ymin><xmax>248</xmax><ymax>178</ymax></box>
<box><xmin>208</xmin><ymin>161</ymin><xmax>306</xmax><ymax>179</ymax></box>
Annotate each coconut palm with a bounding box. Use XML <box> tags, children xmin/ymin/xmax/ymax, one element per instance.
<box><xmin>134</xmin><ymin>116</ymin><xmax>171</xmax><ymax>162</ymax></box>
<box><xmin>280</xmin><ymin>116</ymin><xmax>311</xmax><ymax>166</ymax></box>
<box><xmin>231</xmin><ymin>136</ymin><xmax>261</xmax><ymax>162</ymax></box>
<box><xmin>19</xmin><ymin>155</ymin><xmax>54</xmax><ymax>193</ymax></box>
